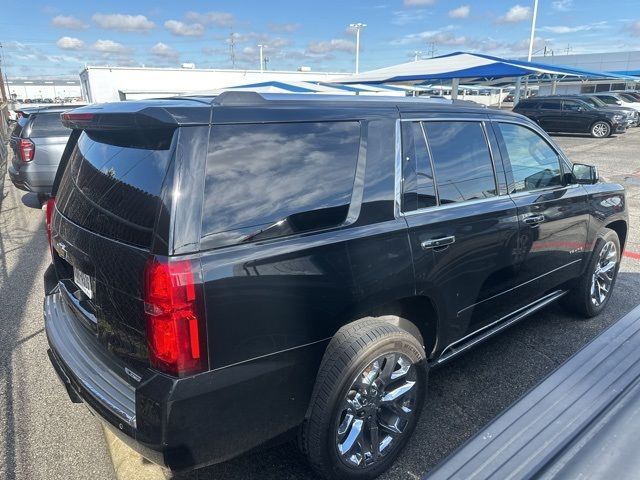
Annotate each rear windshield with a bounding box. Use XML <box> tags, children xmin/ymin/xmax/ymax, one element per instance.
<box><xmin>202</xmin><ymin>121</ymin><xmax>361</xmax><ymax>247</ymax></box>
<box><xmin>12</xmin><ymin>117</ymin><xmax>29</xmax><ymax>137</ymax></box>
<box><xmin>56</xmin><ymin>129</ymin><xmax>175</xmax><ymax>248</ymax></box>
<box><xmin>30</xmin><ymin>112</ymin><xmax>71</xmax><ymax>138</ymax></box>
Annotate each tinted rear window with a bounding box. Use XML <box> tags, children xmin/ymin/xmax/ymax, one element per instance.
<box><xmin>29</xmin><ymin>113</ymin><xmax>71</xmax><ymax>138</ymax></box>
<box><xmin>202</xmin><ymin>121</ymin><xmax>360</xmax><ymax>247</ymax></box>
<box><xmin>56</xmin><ymin>129</ymin><xmax>175</xmax><ymax>248</ymax></box>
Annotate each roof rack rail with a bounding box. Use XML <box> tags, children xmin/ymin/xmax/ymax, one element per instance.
<box><xmin>212</xmin><ymin>91</ymin><xmax>267</xmax><ymax>106</ymax></box>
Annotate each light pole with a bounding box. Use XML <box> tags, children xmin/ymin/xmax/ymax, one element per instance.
<box><xmin>413</xmin><ymin>50</ymin><xmax>422</xmax><ymax>62</ymax></box>
<box><xmin>527</xmin><ymin>0</ymin><xmax>539</xmax><ymax>62</ymax></box>
<box><xmin>258</xmin><ymin>44</ymin><xmax>266</xmax><ymax>72</ymax></box>
<box><xmin>349</xmin><ymin>23</ymin><xmax>366</xmax><ymax>74</ymax></box>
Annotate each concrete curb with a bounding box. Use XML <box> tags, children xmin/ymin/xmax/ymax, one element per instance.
<box><xmin>103</xmin><ymin>427</ymin><xmax>167</xmax><ymax>480</ymax></box>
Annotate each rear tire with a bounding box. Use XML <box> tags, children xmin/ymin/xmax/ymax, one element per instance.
<box><xmin>563</xmin><ymin>228</ymin><xmax>620</xmax><ymax>318</ymax></box>
<box><xmin>300</xmin><ymin>319</ymin><xmax>427</xmax><ymax>480</ymax></box>
<box><xmin>590</xmin><ymin>121</ymin><xmax>611</xmax><ymax>138</ymax></box>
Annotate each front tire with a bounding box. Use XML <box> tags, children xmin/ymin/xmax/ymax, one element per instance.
<box><xmin>590</xmin><ymin>121</ymin><xmax>611</xmax><ymax>138</ymax></box>
<box><xmin>563</xmin><ymin>228</ymin><xmax>620</xmax><ymax>317</ymax></box>
<box><xmin>301</xmin><ymin>319</ymin><xmax>427</xmax><ymax>480</ymax></box>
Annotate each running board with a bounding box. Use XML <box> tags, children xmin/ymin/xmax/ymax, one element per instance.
<box><xmin>435</xmin><ymin>290</ymin><xmax>567</xmax><ymax>366</ymax></box>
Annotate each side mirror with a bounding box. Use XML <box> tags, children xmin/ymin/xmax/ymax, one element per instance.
<box><xmin>572</xmin><ymin>163</ymin><xmax>599</xmax><ymax>185</ymax></box>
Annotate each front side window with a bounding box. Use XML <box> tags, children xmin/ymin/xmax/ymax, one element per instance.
<box><xmin>202</xmin><ymin>121</ymin><xmax>360</xmax><ymax>246</ymax></box>
<box><xmin>498</xmin><ymin>123</ymin><xmax>563</xmax><ymax>193</ymax></box>
<box><xmin>563</xmin><ymin>100</ymin><xmax>586</xmax><ymax>112</ymax></box>
<box><xmin>422</xmin><ymin>121</ymin><xmax>497</xmax><ymax>204</ymax></box>
<box><xmin>539</xmin><ymin>101</ymin><xmax>561</xmax><ymax>110</ymax></box>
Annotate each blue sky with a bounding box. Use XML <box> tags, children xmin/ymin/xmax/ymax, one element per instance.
<box><xmin>1</xmin><ymin>0</ymin><xmax>639</xmax><ymax>78</ymax></box>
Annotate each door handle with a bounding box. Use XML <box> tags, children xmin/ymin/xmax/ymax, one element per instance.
<box><xmin>523</xmin><ymin>214</ymin><xmax>545</xmax><ymax>226</ymax></box>
<box><xmin>421</xmin><ymin>236</ymin><xmax>456</xmax><ymax>250</ymax></box>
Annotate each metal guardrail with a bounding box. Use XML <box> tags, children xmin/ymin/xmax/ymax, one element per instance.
<box><xmin>424</xmin><ymin>303</ymin><xmax>640</xmax><ymax>480</ymax></box>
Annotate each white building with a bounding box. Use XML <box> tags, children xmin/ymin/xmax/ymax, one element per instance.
<box><xmin>80</xmin><ymin>66</ymin><xmax>346</xmax><ymax>103</ymax></box>
<box><xmin>4</xmin><ymin>78</ymin><xmax>82</xmax><ymax>102</ymax></box>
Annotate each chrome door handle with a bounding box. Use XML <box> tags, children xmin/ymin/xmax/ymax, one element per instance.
<box><xmin>421</xmin><ymin>236</ymin><xmax>456</xmax><ymax>250</ymax></box>
<box><xmin>523</xmin><ymin>214</ymin><xmax>545</xmax><ymax>226</ymax></box>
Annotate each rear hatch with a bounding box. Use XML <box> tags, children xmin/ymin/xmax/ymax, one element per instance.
<box><xmin>51</xmin><ymin>125</ymin><xmax>177</xmax><ymax>370</ymax></box>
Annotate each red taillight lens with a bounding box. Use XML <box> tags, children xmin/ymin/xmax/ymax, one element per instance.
<box><xmin>19</xmin><ymin>138</ymin><xmax>35</xmax><ymax>162</ymax></box>
<box><xmin>143</xmin><ymin>257</ymin><xmax>207</xmax><ymax>377</ymax></box>
<box><xmin>45</xmin><ymin>198</ymin><xmax>56</xmax><ymax>255</ymax></box>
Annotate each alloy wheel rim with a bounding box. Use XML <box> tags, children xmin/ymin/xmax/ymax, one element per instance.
<box><xmin>335</xmin><ymin>352</ymin><xmax>418</xmax><ymax>468</ymax></box>
<box><xmin>593</xmin><ymin>122</ymin><xmax>609</xmax><ymax>137</ymax></box>
<box><xmin>590</xmin><ymin>240</ymin><xmax>617</xmax><ymax>307</ymax></box>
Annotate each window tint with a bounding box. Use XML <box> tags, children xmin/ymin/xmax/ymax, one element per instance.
<box><xmin>596</xmin><ymin>95</ymin><xmax>618</xmax><ymax>105</ymax></box>
<box><xmin>539</xmin><ymin>101</ymin><xmax>561</xmax><ymax>110</ymax></box>
<box><xmin>498</xmin><ymin>123</ymin><xmax>563</xmax><ymax>193</ymax></box>
<box><xmin>401</xmin><ymin>122</ymin><xmax>436</xmax><ymax>212</ymax></box>
<box><xmin>30</xmin><ymin>113</ymin><xmax>71</xmax><ymax>138</ymax></box>
<box><xmin>422</xmin><ymin>121</ymin><xmax>496</xmax><ymax>204</ymax></box>
<box><xmin>56</xmin><ymin>130</ymin><xmax>175</xmax><ymax>248</ymax></box>
<box><xmin>202</xmin><ymin>122</ymin><xmax>360</xmax><ymax>246</ymax></box>
<box><xmin>563</xmin><ymin>100</ymin><xmax>585</xmax><ymax>112</ymax></box>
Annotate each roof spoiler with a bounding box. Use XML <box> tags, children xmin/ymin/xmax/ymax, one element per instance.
<box><xmin>60</xmin><ymin>106</ymin><xmax>179</xmax><ymax>130</ymax></box>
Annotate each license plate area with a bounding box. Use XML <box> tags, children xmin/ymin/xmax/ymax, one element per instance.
<box><xmin>73</xmin><ymin>268</ymin><xmax>94</xmax><ymax>300</ymax></box>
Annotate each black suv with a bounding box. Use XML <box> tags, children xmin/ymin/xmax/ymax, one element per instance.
<box><xmin>44</xmin><ymin>93</ymin><xmax>628</xmax><ymax>479</ymax></box>
<box><xmin>513</xmin><ymin>96</ymin><xmax>627</xmax><ymax>137</ymax></box>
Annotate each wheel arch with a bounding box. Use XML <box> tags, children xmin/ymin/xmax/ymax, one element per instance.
<box><xmin>605</xmin><ymin>219</ymin><xmax>627</xmax><ymax>251</ymax></box>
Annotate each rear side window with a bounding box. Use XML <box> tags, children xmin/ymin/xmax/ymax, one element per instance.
<box><xmin>422</xmin><ymin>122</ymin><xmax>497</xmax><ymax>203</ymax></box>
<box><xmin>56</xmin><ymin>129</ymin><xmax>175</xmax><ymax>248</ymax></box>
<box><xmin>498</xmin><ymin>123</ymin><xmax>562</xmax><ymax>192</ymax></box>
<box><xmin>202</xmin><ymin>121</ymin><xmax>360</xmax><ymax>246</ymax></box>
<box><xmin>29</xmin><ymin>113</ymin><xmax>71</xmax><ymax>138</ymax></box>
<box><xmin>539</xmin><ymin>101</ymin><xmax>561</xmax><ymax>110</ymax></box>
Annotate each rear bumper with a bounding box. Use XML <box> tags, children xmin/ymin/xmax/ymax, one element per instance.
<box><xmin>44</xmin><ymin>286</ymin><xmax>324</xmax><ymax>471</ymax></box>
<box><xmin>8</xmin><ymin>159</ymin><xmax>56</xmax><ymax>194</ymax></box>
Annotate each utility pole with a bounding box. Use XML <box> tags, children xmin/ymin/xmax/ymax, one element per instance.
<box><xmin>258</xmin><ymin>44</ymin><xmax>266</xmax><ymax>73</ymax></box>
<box><xmin>564</xmin><ymin>44</ymin><xmax>572</xmax><ymax>55</ymax></box>
<box><xmin>263</xmin><ymin>56</ymin><xmax>269</xmax><ymax>71</ymax></box>
<box><xmin>413</xmin><ymin>50</ymin><xmax>422</xmax><ymax>62</ymax></box>
<box><xmin>229</xmin><ymin>33</ymin><xmax>237</xmax><ymax>69</ymax></box>
<box><xmin>427</xmin><ymin>42</ymin><xmax>438</xmax><ymax>58</ymax></box>
<box><xmin>349</xmin><ymin>23</ymin><xmax>366</xmax><ymax>74</ymax></box>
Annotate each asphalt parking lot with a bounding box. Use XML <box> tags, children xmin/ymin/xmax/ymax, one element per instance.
<box><xmin>1</xmin><ymin>127</ymin><xmax>639</xmax><ymax>480</ymax></box>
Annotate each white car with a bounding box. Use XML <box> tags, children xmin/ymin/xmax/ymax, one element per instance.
<box><xmin>593</xmin><ymin>93</ymin><xmax>640</xmax><ymax>113</ymax></box>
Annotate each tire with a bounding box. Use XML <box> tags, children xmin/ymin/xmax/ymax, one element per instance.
<box><xmin>563</xmin><ymin>228</ymin><xmax>621</xmax><ymax>317</ymax></box>
<box><xmin>590</xmin><ymin>120</ymin><xmax>611</xmax><ymax>138</ymax></box>
<box><xmin>300</xmin><ymin>319</ymin><xmax>427</xmax><ymax>480</ymax></box>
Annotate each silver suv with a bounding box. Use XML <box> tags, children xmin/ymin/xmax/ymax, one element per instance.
<box><xmin>8</xmin><ymin>106</ymin><xmax>81</xmax><ymax>196</ymax></box>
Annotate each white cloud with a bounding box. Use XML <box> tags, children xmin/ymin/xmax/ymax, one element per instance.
<box><xmin>392</xmin><ymin>9</ymin><xmax>429</xmax><ymax>26</ymax></box>
<box><xmin>539</xmin><ymin>22</ymin><xmax>608</xmax><ymax>34</ymax></box>
<box><xmin>51</xmin><ymin>15</ymin><xmax>86</xmax><ymax>30</ymax></box>
<box><xmin>448</xmin><ymin>5</ymin><xmax>470</xmax><ymax>18</ymax></box>
<box><xmin>630</xmin><ymin>21</ymin><xmax>640</xmax><ymax>36</ymax></box>
<box><xmin>185</xmin><ymin>11</ymin><xmax>234</xmax><ymax>27</ymax></box>
<box><xmin>268</xmin><ymin>22</ymin><xmax>300</xmax><ymax>33</ymax></box>
<box><xmin>498</xmin><ymin>5</ymin><xmax>531</xmax><ymax>24</ymax></box>
<box><xmin>92</xmin><ymin>39</ymin><xmax>128</xmax><ymax>54</ymax></box>
<box><xmin>403</xmin><ymin>0</ymin><xmax>435</xmax><ymax>6</ymax></box>
<box><xmin>552</xmin><ymin>0</ymin><xmax>574</xmax><ymax>11</ymax></box>
<box><xmin>306</xmin><ymin>39</ymin><xmax>355</xmax><ymax>55</ymax></box>
<box><xmin>164</xmin><ymin>20</ymin><xmax>205</xmax><ymax>36</ymax></box>
<box><xmin>150</xmin><ymin>42</ymin><xmax>178</xmax><ymax>58</ymax></box>
<box><xmin>56</xmin><ymin>36</ymin><xmax>84</xmax><ymax>50</ymax></box>
<box><xmin>392</xmin><ymin>26</ymin><xmax>465</xmax><ymax>46</ymax></box>
<box><xmin>92</xmin><ymin>13</ymin><xmax>155</xmax><ymax>32</ymax></box>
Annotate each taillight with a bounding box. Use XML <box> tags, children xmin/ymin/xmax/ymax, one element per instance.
<box><xmin>19</xmin><ymin>138</ymin><xmax>35</xmax><ymax>162</ymax></box>
<box><xmin>45</xmin><ymin>198</ymin><xmax>56</xmax><ymax>256</ymax></box>
<box><xmin>143</xmin><ymin>257</ymin><xmax>208</xmax><ymax>377</ymax></box>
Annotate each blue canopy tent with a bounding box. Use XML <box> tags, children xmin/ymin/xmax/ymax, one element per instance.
<box><xmin>333</xmin><ymin>52</ymin><xmax>638</xmax><ymax>102</ymax></box>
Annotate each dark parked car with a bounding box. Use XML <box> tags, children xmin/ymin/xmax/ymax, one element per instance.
<box><xmin>573</xmin><ymin>94</ymin><xmax>640</xmax><ymax>127</ymax></box>
<box><xmin>513</xmin><ymin>96</ymin><xmax>627</xmax><ymax>137</ymax></box>
<box><xmin>8</xmin><ymin>105</ymin><xmax>79</xmax><ymax>196</ymax></box>
<box><xmin>44</xmin><ymin>93</ymin><xmax>628</xmax><ymax>479</ymax></box>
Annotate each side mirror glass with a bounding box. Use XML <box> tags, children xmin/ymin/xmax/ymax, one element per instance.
<box><xmin>572</xmin><ymin>163</ymin><xmax>599</xmax><ymax>185</ymax></box>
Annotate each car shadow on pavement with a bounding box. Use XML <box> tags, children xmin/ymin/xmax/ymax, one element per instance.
<box><xmin>0</xmin><ymin>183</ymin><xmax>49</xmax><ymax>479</ymax></box>
<box><xmin>20</xmin><ymin>192</ymin><xmax>43</xmax><ymax>210</ymax></box>
<box><xmin>174</xmin><ymin>270</ymin><xmax>640</xmax><ymax>480</ymax></box>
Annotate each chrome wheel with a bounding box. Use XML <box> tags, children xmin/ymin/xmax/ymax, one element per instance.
<box><xmin>590</xmin><ymin>240</ymin><xmax>618</xmax><ymax>307</ymax></box>
<box><xmin>335</xmin><ymin>353</ymin><xmax>418</xmax><ymax>468</ymax></box>
<box><xmin>592</xmin><ymin>122</ymin><xmax>610</xmax><ymax>138</ymax></box>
